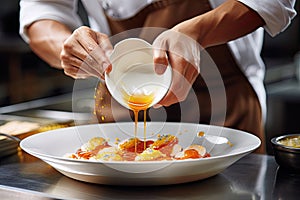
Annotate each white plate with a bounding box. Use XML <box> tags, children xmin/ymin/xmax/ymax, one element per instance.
<box><xmin>20</xmin><ymin>122</ymin><xmax>260</xmax><ymax>185</ymax></box>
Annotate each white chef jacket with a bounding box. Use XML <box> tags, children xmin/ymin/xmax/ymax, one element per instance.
<box><xmin>19</xmin><ymin>0</ymin><xmax>297</xmax><ymax>121</ymax></box>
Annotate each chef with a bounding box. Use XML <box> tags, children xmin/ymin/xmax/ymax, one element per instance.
<box><xmin>19</xmin><ymin>0</ymin><xmax>297</xmax><ymax>153</ymax></box>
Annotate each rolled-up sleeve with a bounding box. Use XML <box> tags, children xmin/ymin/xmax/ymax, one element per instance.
<box><xmin>238</xmin><ymin>0</ymin><xmax>297</xmax><ymax>36</ymax></box>
<box><xmin>19</xmin><ymin>0</ymin><xmax>83</xmax><ymax>43</ymax></box>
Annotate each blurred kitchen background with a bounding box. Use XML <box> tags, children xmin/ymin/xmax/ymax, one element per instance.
<box><xmin>0</xmin><ymin>0</ymin><xmax>299</xmax><ymax>154</ymax></box>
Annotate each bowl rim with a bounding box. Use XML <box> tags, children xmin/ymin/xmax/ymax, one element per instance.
<box><xmin>105</xmin><ymin>38</ymin><xmax>172</xmax><ymax>110</ymax></box>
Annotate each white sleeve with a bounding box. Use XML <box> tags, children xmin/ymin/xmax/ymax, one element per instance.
<box><xmin>238</xmin><ymin>0</ymin><xmax>297</xmax><ymax>36</ymax></box>
<box><xmin>19</xmin><ymin>0</ymin><xmax>83</xmax><ymax>43</ymax></box>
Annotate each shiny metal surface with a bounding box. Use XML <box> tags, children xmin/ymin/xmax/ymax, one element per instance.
<box><xmin>0</xmin><ymin>94</ymin><xmax>298</xmax><ymax>199</ymax></box>
<box><xmin>0</xmin><ymin>151</ymin><xmax>298</xmax><ymax>200</ymax></box>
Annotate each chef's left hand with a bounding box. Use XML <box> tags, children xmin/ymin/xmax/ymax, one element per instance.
<box><xmin>60</xmin><ymin>26</ymin><xmax>113</xmax><ymax>79</ymax></box>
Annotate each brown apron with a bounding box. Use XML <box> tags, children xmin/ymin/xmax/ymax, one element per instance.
<box><xmin>94</xmin><ymin>0</ymin><xmax>265</xmax><ymax>153</ymax></box>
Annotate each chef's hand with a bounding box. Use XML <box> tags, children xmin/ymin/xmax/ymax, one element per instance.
<box><xmin>153</xmin><ymin>30</ymin><xmax>201</xmax><ymax>107</ymax></box>
<box><xmin>60</xmin><ymin>26</ymin><xmax>113</xmax><ymax>79</ymax></box>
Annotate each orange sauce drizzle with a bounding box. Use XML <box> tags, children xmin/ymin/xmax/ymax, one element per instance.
<box><xmin>123</xmin><ymin>90</ymin><xmax>155</xmax><ymax>153</ymax></box>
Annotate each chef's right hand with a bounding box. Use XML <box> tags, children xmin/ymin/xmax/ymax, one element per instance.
<box><xmin>60</xmin><ymin>26</ymin><xmax>113</xmax><ymax>79</ymax></box>
<box><xmin>152</xmin><ymin>30</ymin><xmax>201</xmax><ymax>107</ymax></box>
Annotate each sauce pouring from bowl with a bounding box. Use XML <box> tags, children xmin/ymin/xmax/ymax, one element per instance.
<box><xmin>105</xmin><ymin>38</ymin><xmax>172</xmax><ymax>152</ymax></box>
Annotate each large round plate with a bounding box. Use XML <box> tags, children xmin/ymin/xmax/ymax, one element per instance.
<box><xmin>20</xmin><ymin>122</ymin><xmax>260</xmax><ymax>185</ymax></box>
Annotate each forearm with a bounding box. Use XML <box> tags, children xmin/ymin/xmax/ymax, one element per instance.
<box><xmin>174</xmin><ymin>0</ymin><xmax>265</xmax><ymax>48</ymax></box>
<box><xmin>27</xmin><ymin>20</ymin><xmax>72</xmax><ymax>69</ymax></box>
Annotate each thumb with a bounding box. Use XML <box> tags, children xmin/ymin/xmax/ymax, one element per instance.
<box><xmin>153</xmin><ymin>49</ymin><xmax>168</xmax><ymax>75</ymax></box>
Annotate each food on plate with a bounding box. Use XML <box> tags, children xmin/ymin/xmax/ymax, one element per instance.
<box><xmin>94</xmin><ymin>147</ymin><xmax>123</xmax><ymax>161</ymax></box>
<box><xmin>135</xmin><ymin>148</ymin><xmax>166</xmax><ymax>161</ymax></box>
<box><xmin>65</xmin><ymin>134</ymin><xmax>211</xmax><ymax>161</ymax></box>
<box><xmin>175</xmin><ymin>144</ymin><xmax>207</xmax><ymax>159</ymax></box>
<box><xmin>119</xmin><ymin>137</ymin><xmax>154</xmax><ymax>153</ymax></box>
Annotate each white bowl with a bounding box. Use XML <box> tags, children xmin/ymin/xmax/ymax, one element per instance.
<box><xmin>20</xmin><ymin>122</ymin><xmax>261</xmax><ymax>185</ymax></box>
<box><xmin>105</xmin><ymin>38</ymin><xmax>172</xmax><ymax>110</ymax></box>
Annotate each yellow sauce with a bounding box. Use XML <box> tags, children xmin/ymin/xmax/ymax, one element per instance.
<box><xmin>278</xmin><ymin>136</ymin><xmax>300</xmax><ymax>148</ymax></box>
<box><xmin>123</xmin><ymin>91</ymin><xmax>155</xmax><ymax>111</ymax></box>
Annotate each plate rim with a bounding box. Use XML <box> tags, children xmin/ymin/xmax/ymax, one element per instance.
<box><xmin>20</xmin><ymin>122</ymin><xmax>261</xmax><ymax>165</ymax></box>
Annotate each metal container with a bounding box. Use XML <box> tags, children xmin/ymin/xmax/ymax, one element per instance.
<box><xmin>271</xmin><ymin>134</ymin><xmax>300</xmax><ymax>172</ymax></box>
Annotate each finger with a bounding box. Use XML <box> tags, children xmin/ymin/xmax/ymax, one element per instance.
<box><xmin>85</xmin><ymin>32</ymin><xmax>113</xmax><ymax>77</ymax></box>
<box><xmin>153</xmin><ymin>48</ymin><xmax>168</xmax><ymax>75</ymax></box>
<box><xmin>60</xmin><ymin>48</ymin><xmax>83</xmax><ymax>68</ymax></box>
<box><xmin>62</xmin><ymin>63</ymin><xmax>90</xmax><ymax>79</ymax></box>
<box><xmin>157</xmin><ymin>71</ymin><xmax>186</xmax><ymax>107</ymax></box>
<box><xmin>61</xmin><ymin>48</ymin><xmax>87</xmax><ymax>79</ymax></box>
<box><xmin>96</xmin><ymin>32</ymin><xmax>113</xmax><ymax>58</ymax></box>
<box><xmin>153</xmin><ymin>33</ymin><xmax>170</xmax><ymax>75</ymax></box>
<box><xmin>156</xmin><ymin>57</ymin><xmax>197</xmax><ymax>107</ymax></box>
<box><xmin>61</xmin><ymin>49</ymin><xmax>101</xmax><ymax>78</ymax></box>
<box><xmin>105</xmin><ymin>64</ymin><xmax>112</xmax><ymax>75</ymax></box>
<box><xmin>168</xmin><ymin>52</ymin><xmax>188</xmax><ymax>82</ymax></box>
<box><xmin>81</xmin><ymin>55</ymin><xmax>104</xmax><ymax>77</ymax></box>
<box><xmin>87</xmin><ymin>47</ymin><xmax>110</xmax><ymax>77</ymax></box>
<box><xmin>62</xmin><ymin>35</ymin><xmax>88</xmax><ymax>62</ymax></box>
<box><xmin>169</xmin><ymin>52</ymin><xmax>199</xmax><ymax>84</ymax></box>
<box><xmin>74</xmin><ymin>26</ymin><xmax>99</xmax><ymax>54</ymax></box>
<box><xmin>156</xmin><ymin>90</ymin><xmax>179</xmax><ymax>107</ymax></box>
<box><xmin>185</xmin><ymin>62</ymin><xmax>200</xmax><ymax>84</ymax></box>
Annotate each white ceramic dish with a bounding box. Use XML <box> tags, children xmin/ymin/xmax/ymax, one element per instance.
<box><xmin>105</xmin><ymin>38</ymin><xmax>172</xmax><ymax>109</ymax></box>
<box><xmin>20</xmin><ymin>122</ymin><xmax>260</xmax><ymax>185</ymax></box>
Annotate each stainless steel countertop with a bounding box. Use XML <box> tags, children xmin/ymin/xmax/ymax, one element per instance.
<box><xmin>1</xmin><ymin>91</ymin><xmax>300</xmax><ymax>199</ymax></box>
<box><xmin>1</xmin><ymin>152</ymin><xmax>299</xmax><ymax>200</ymax></box>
